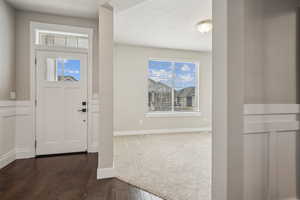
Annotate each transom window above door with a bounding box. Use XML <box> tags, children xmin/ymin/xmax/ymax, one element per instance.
<box><xmin>147</xmin><ymin>60</ymin><xmax>200</xmax><ymax>115</ymax></box>
<box><xmin>35</xmin><ymin>29</ymin><xmax>89</xmax><ymax>49</ymax></box>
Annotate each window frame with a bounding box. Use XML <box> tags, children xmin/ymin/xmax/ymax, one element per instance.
<box><xmin>146</xmin><ymin>58</ymin><xmax>201</xmax><ymax>117</ymax></box>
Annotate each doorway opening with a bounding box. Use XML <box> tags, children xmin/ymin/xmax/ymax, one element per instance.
<box><xmin>111</xmin><ymin>1</ymin><xmax>212</xmax><ymax>199</ymax></box>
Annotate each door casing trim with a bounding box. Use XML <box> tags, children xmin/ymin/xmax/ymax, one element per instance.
<box><xmin>30</xmin><ymin>21</ymin><xmax>95</xmax><ymax>155</ymax></box>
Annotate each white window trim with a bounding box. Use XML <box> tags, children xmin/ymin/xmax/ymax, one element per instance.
<box><xmin>147</xmin><ymin>58</ymin><xmax>201</xmax><ymax>115</ymax></box>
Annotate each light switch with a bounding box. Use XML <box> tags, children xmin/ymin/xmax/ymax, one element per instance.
<box><xmin>139</xmin><ymin>120</ymin><xmax>143</xmax><ymax>125</ymax></box>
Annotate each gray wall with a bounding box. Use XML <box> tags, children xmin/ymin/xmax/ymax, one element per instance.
<box><xmin>0</xmin><ymin>0</ymin><xmax>15</xmax><ymax>100</ymax></box>
<box><xmin>114</xmin><ymin>44</ymin><xmax>212</xmax><ymax>131</ymax></box>
<box><xmin>245</xmin><ymin>0</ymin><xmax>299</xmax><ymax>104</ymax></box>
<box><xmin>15</xmin><ymin>11</ymin><xmax>99</xmax><ymax>100</ymax></box>
<box><xmin>244</xmin><ymin>0</ymin><xmax>264</xmax><ymax>103</ymax></box>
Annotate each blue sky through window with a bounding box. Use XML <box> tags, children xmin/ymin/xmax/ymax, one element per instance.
<box><xmin>64</xmin><ymin>59</ymin><xmax>80</xmax><ymax>81</ymax></box>
<box><xmin>174</xmin><ymin>62</ymin><xmax>196</xmax><ymax>90</ymax></box>
<box><xmin>148</xmin><ymin>60</ymin><xmax>173</xmax><ymax>87</ymax></box>
<box><xmin>148</xmin><ymin>60</ymin><xmax>196</xmax><ymax>90</ymax></box>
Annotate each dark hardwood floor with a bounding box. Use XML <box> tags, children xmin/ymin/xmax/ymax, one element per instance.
<box><xmin>0</xmin><ymin>153</ymin><xmax>163</xmax><ymax>200</ymax></box>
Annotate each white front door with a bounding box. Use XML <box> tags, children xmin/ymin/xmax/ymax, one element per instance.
<box><xmin>36</xmin><ymin>51</ymin><xmax>88</xmax><ymax>155</ymax></box>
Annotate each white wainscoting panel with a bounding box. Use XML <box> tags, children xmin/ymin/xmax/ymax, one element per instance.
<box><xmin>276</xmin><ymin>131</ymin><xmax>298</xmax><ymax>199</ymax></box>
<box><xmin>244</xmin><ymin>133</ymin><xmax>269</xmax><ymax>200</ymax></box>
<box><xmin>244</xmin><ymin>104</ymin><xmax>300</xmax><ymax>200</ymax></box>
<box><xmin>0</xmin><ymin>101</ymin><xmax>16</xmax><ymax>169</ymax></box>
<box><xmin>15</xmin><ymin>101</ymin><xmax>35</xmax><ymax>159</ymax></box>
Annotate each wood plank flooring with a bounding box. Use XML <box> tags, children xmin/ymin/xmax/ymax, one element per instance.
<box><xmin>0</xmin><ymin>153</ymin><xmax>163</xmax><ymax>200</ymax></box>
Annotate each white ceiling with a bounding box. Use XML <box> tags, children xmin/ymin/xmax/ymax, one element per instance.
<box><xmin>114</xmin><ymin>0</ymin><xmax>212</xmax><ymax>51</ymax></box>
<box><xmin>5</xmin><ymin>0</ymin><xmax>148</xmax><ymax>18</ymax></box>
<box><xmin>6</xmin><ymin>0</ymin><xmax>212</xmax><ymax>51</ymax></box>
<box><xmin>6</xmin><ymin>0</ymin><xmax>100</xmax><ymax>18</ymax></box>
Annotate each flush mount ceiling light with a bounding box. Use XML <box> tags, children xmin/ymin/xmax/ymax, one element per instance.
<box><xmin>197</xmin><ymin>19</ymin><xmax>213</xmax><ymax>34</ymax></box>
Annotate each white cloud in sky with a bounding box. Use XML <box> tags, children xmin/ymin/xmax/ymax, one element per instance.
<box><xmin>181</xmin><ymin>64</ymin><xmax>190</xmax><ymax>72</ymax></box>
<box><xmin>64</xmin><ymin>69</ymin><xmax>80</xmax><ymax>74</ymax></box>
<box><xmin>150</xmin><ymin>69</ymin><xmax>172</xmax><ymax>82</ymax></box>
<box><xmin>150</xmin><ymin>68</ymin><xmax>195</xmax><ymax>84</ymax></box>
<box><xmin>179</xmin><ymin>74</ymin><xmax>194</xmax><ymax>82</ymax></box>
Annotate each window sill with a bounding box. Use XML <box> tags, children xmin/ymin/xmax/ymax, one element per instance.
<box><xmin>145</xmin><ymin>112</ymin><xmax>202</xmax><ymax>118</ymax></box>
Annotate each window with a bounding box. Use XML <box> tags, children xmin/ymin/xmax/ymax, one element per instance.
<box><xmin>35</xmin><ymin>29</ymin><xmax>89</xmax><ymax>49</ymax></box>
<box><xmin>46</xmin><ymin>58</ymin><xmax>80</xmax><ymax>82</ymax></box>
<box><xmin>63</xmin><ymin>59</ymin><xmax>81</xmax><ymax>81</ymax></box>
<box><xmin>148</xmin><ymin>60</ymin><xmax>199</xmax><ymax>113</ymax></box>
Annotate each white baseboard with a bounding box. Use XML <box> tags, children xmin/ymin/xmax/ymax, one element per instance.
<box><xmin>97</xmin><ymin>167</ymin><xmax>115</xmax><ymax>179</ymax></box>
<box><xmin>114</xmin><ymin>127</ymin><xmax>212</xmax><ymax>136</ymax></box>
<box><xmin>15</xmin><ymin>148</ymin><xmax>35</xmax><ymax>159</ymax></box>
<box><xmin>88</xmin><ymin>143</ymin><xmax>98</xmax><ymax>153</ymax></box>
<box><xmin>0</xmin><ymin>150</ymin><xmax>16</xmax><ymax>169</ymax></box>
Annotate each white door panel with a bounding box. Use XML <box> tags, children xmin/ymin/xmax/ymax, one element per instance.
<box><xmin>36</xmin><ymin>51</ymin><xmax>88</xmax><ymax>155</ymax></box>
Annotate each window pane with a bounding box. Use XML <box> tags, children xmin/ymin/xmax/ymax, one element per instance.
<box><xmin>63</xmin><ymin>59</ymin><xmax>81</xmax><ymax>81</ymax></box>
<box><xmin>40</xmin><ymin>34</ymin><xmax>55</xmax><ymax>46</ymax></box>
<box><xmin>45</xmin><ymin>58</ymin><xmax>63</xmax><ymax>81</ymax></box>
<box><xmin>36</xmin><ymin>30</ymin><xmax>89</xmax><ymax>49</ymax></box>
<box><xmin>54</xmin><ymin>35</ymin><xmax>66</xmax><ymax>47</ymax></box>
<box><xmin>174</xmin><ymin>62</ymin><xmax>198</xmax><ymax>112</ymax></box>
<box><xmin>66</xmin><ymin>36</ymin><xmax>77</xmax><ymax>48</ymax></box>
<box><xmin>45</xmin><ymin>59</ymin><xmax>80</xmax><ymax>82</ymax></box>
<box><xmin>148</xmin><ymin>60</ymin><xmax>173</xmax><ymax>112</ymax></box>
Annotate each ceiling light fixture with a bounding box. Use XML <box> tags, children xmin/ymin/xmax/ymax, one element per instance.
<box><xmin>197</xmin><ymin>19</ymin><xmax>213</xmax><ymax>34</ymax></box>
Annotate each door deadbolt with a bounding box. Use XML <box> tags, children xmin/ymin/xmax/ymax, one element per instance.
<box><xmin>78</xmin><ymin>108</ymin><xmax>87</xmax><ymax>112</ymax></box>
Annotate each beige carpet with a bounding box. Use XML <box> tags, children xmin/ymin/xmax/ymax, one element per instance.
<box><xmin>114</xmin><ymin>133</ymin><xmax>211</xmax><ymax>200</ymax></box>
